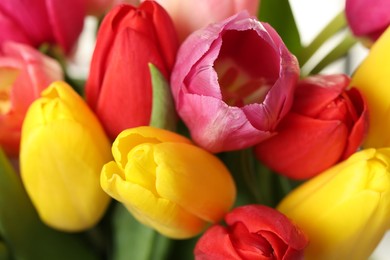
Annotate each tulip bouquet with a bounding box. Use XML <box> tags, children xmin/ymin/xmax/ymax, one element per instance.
<box><xmin>1</xmin><ymin>0</ymin><xmax>390</xmax><ymax>259</ymax></box>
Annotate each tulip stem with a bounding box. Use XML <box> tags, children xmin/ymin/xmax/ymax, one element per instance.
<box><xmin>297</xmin><ymin>11</ymin><xmax>347</xmax><ymax>67</ymax></box>
<box><xmin>307</xmin><ymin>32</ymin><xmax>358</xmax><ymax>75</ymax></box>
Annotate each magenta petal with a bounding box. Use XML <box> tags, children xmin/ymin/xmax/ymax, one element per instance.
<box><xmin>179</xmin><ymin>94</ymin><xmax>273</xmax><ymax>152</ymax></box>
<box><xmin>346</xmin><ymin>0</ymin><xmax>390</xmax><ymax>40</ymax></box>
<box><xmin>46</xmin><ymin>0</ymin><xmax>86</xmax><ymax>53</ymax></box>
<box><xmin>171</xmin><ymin>12</ymin><xmax>299</xmax><ymax>152</ymax></box>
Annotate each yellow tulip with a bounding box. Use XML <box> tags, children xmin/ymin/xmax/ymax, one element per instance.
<box><xmin>277</xmin><ymin>148</ymin><xmax>390</xmax><ymax>260</ymax></box>
<box><xmin>20</xmin><ymin>81</ymin><xmax>112</xmax><ymax>232</ymax></box>
<box><xmin>101</xmin><ymin>126</ymin><xmax>236</xmax><ymax>239</ymax></box>
<box><xmin>351</xmin><ymin>26</ymin><xmax>390</xmax><ymax>148</ymax></box>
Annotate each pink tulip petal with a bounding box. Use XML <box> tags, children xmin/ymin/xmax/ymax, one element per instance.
<box><xmin>346</xmin><ymin>0</ymin><xmax>390</xmax><ymax>40</ymax></box>
<box><xmin>46</xmin><ymin>0</ymin><xmax>86</xmax><ymax>53</ymax></box>
<box><xmin>179</xmin><ymin>94</ymin><xmax>273</xmax><ymax>152</ymax></box>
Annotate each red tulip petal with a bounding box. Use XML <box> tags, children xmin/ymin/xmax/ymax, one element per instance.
<box><xmin>194</xmin><ymin>225</ymin><xmax>242</xmax><ymax>260</ymax></box>
<box><xmin>255</xmin><ymin>113</ymin><xmax>349</xmax><ymax>179</ymax></box>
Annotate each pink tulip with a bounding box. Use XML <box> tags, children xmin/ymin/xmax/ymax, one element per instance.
<box><xmin>86</xmin><ymin>0</ymin><xmax>140</xmax><ymax>16</ymax></box>
<box><xmin>345</xmin><ymin>0</ymin><xmax>390</xmax><ymax>42</ymax></box>
<box><xmin>170</xmin><ymin>12</ymin><xmax>299</xmax><ymax>153</ymax></box>
<box><xmin>254</xmin><ymin>74</ymin><xmax>368</xmax><ymax>179</ymax></box>
<box><xmin>0</xmin><ymin>0</ymin><xmax>86</xmax><ymax>53</ymax></box>
<box><xmin>194</xmin><ymin>205</ymin><xmax>308</xmax><ymax>259</ymax></box>
<box><xmin>148</xmin><ymin>0</ymin><xmax>260</xmax><ymax>42</ymax></box>
<box><xmin>0</xmin><ymin>42</ymin><xmax>63</xmax><ymax>156</ymax></box>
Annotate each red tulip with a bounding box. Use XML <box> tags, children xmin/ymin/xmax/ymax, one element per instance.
<box><xmin>0</xmin><ymin>42</ymin><xmax>63</xmax><ymax>156</ymax></box>
<box><xmin>170</xmin><ymin>12</ymin><xmax>299</xmax><ymax>153</ymax></box>
<box><xmin>345</xmin><ymin>0</ymin><xmax>390</xmax><ymax>43</ymax></box>
<box><xmin>0</xmin><ymin>0</ymin><xmax>86</xmax><ymax>53</ymax></box>
<box><xmin>194</xmin><ymin>205</ymin><xmax>308</xmax><ymax>260</ymax></box>
<box><xmin>254</xmin><ymin>74</ymin><xmax>368</xmax><ymax>179</ymax></box>
<box><xmin>86</xmin><ymin>1</ymin><xmax>179</xmax><ymax>139</ymax></box>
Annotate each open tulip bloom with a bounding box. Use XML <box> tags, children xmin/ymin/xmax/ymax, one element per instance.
<box><xmin>171</xmin><ymin>11</ymin><xmax>299</xmax><ymax>153</ymax></box>
<box><xmin>3</xmin><ymin>1</ymin><xmax>390</xmax><ymax>259</ymax></box>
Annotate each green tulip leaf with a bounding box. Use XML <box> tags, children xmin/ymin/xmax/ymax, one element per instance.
<box><xmin>259</xmin><ymin>0</ymin><xmax>302</xmax><ymax>55</ymax></box>
<box><xmin>0</xmin><ymin>148</ymin><xmax>99</xmax><ymax>260</ymax></box>
<box><xmin>111</xmin><ymin>202</ymin><xmax>173</xmax><ymax>260</ymax></box>
<box><xmin>149</xmin><ymin>63</ymin><xmax>177</xmax><ymax>131</ymax></box>
<box><xmin>0</xmin><ymin>240</ymin><xmax>10</xmax><ymax>260</ymax></box>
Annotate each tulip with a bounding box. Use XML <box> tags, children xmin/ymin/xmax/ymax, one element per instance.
<box><xmin>171</xmin><ymin>12</ymin><xmax>299</xmax><ymax>153</ymax></box>
<box><xmin>351</xmin><ymin>26</ymin><xmax>390</xmax><ymax>149</ymax></box>
<box><xmin>101</xmin><ymin>126</ymin><xmax>236</xmax><ymax>239</ymax></box>
<box><xmin>146</xmin><ymin>0</ymin><xmax>260</xmax><ymax>42</ymax></box>
<box><xmin>0</xmin><ymin>0</ymin><xmax>86</xmax><ymax>53</ymax></box>
<box><xmin>0</xmin><ymin>42</ymin><xmax>63</xmax><ymax>156</ymax></box>
<box><xmin>254</xmin><ymin>74</ymin><xmax>368</xmax><ymax>179</ymax></box>
<box><xmin>86</xmin><ymin>2</ymin><xmax>179</xmax><ymax>140</ymax></box>
<box><xmin>194</xmin><ymin>205</ymin><xmax>308</xmax><ymax>259</ymax></box>
<box><xmin>20</xmin><ymin>81</ymin><xmax>112</xmax><ymax>232</ymax></box>
<box><xmin>277</xmin><ymin>148</ymin><xmax>390</xmax><ymax>260</ymax></box>
<box><xmin>345</xmin><ymin>0</ymin><xmax>390</xmax><ymax>43</ymax></box>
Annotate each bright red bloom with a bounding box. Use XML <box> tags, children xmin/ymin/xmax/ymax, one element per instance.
<box><xmin>0</xmin><ymin>42</ymin><xmax>63</xmax><ymax>156</ymax></box>
<box><xmin>0</xmin><ymin>0</ymin><xmax>86</xmax><ymax>53</ymax></box>
<box><xmin>170</xmin><ymin>12</ymin><xmax>299</xmax><ymax>153</ymax></box>
<box><xmin>194</xmin><ymin>205</ymin><xmax>308</xmax><ymax>260</ymax></box>
<box><xmin>345</xmin><ymin>0</ymin><xmax>390</xmax><ymax>42</ymax></box>
<box><xmin>86</xmin><ymin>1</ymin><xmax>179</xmax><ymax>139</ymax></box>
<box><xmin>255</xmin><ymin>74</ymin><xmax>368</xmax><ymax>179</ymax></box>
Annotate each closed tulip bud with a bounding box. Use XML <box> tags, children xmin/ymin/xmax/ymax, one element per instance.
<box><xmin>171</xmin><ymin>12</ymin><xmax>299</xmax><ymax>153</ymax></box>
<box><xmin>255</xmin><ymin>74</ymin><xmax>368</xmax><ymax>179</ymax></box>
<box><xmin>0</xmin><ymin>42</ymin><xmax>63</xmax><ymax>156</ymax></box>
<box><xmin>0</xmin><ymin>0</ymin><xmax>86</xmax><ymax>53</ymax></box>
<box><xmin>86</xmin><ymin>2</ymin><xmax>179</xmax><ymax>140</ymax></box>
<box><xmin>194</xmin><ymin>205</ymin><xmax>308</xmax><ymax>260</ymax></box>
<box><xmin>277</xmin><ymin>148</ymin><xmax>390</xmax><ymax>260</ymax></box>
<box><xmin>20</xmin><ymin>81</ymin><xmax>112</xmax><ymax>232</ymax></box>
<box><xmin>345</xmin><ymin>0</ymin><xmax>390</xmax><ymax>44</ymax></box>
<box><xmin>146</xmin><ymin>0</ymin><xmax>260</xmax><ymax>42</ymax></box>
<box><xmin>352</xmin><ymin>26</ymin><xmax>390</xmax><ymax>148</ymax></box>
<box><xmin>101</xmin><ymin>126</ymin><xmax>236</xmax><ymax>239</ymax></box>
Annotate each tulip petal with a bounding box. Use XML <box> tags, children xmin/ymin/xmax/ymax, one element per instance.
<box><xmin>101</xmin><ymin>162</ymin><xmax>206</xmax><ymax>239</ymax></box>
<box><xmin>153</xmin><ymin>142</ymin><xmax>235</xmax><ymax>222</ymax></box>
<box><xmin>21</xmin><ymin>120</ymin><xmax>111</xmax><ymax>232</ymax></box>
<box><xmin>194</xmin><ymin>225</ymin><xmax>242</xmax><ymax>260</ymax></box>
<box><xmin>255</xmin><ymin>113</ymin><xmax>349</xmax><ymax>179</ymax></box>
<box><xmin>178</xmin><ymin>94</ymin><xmax>273</xmax><ymax>152</ymax></box>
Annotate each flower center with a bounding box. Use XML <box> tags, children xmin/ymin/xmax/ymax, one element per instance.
<box><xmin>214</xmin><ymin>29</ymin><xmax>280</xmax><ymax>107</ymax></box>
<box><xmin>0</xmin><ymin>68</ymin><xmax>19</xmax><ymax>115</ymax></box>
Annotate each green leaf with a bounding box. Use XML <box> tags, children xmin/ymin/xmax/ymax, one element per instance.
<box><xmin>0</xmin><ymin>241</ymin><xmax>10</xmax><ymax>260</ymax></box>
<box><xmin>149</xmin><ymin>64</ymin><xmax>177</xmax><ymax>131</ymax></box>
<box><xmin>259</xmin><ymin>0</ymin><xmax>302</xmax><ymax>55</ymax></box>
<box><xmin>0</xmin><ymin>148</ymin><xmax>99</xmax><ymax>260</ymax></box>
<box><xmin>111</xmin><ymin>202</ymin><xmax>173</xmax><ymax>260</ymax></box>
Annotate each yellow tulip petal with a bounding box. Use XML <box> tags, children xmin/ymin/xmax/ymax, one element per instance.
<box><xmin>278</xmin><ymin>148</ymin><xmax>390</xmax><ymax>260</ymax></box>
<box><xmin>351</xmin><ymin>26</ymin><xmax>390</xmax><ymax>148</ymax></box>
<box><xmin>153</xmin><ymin>142</ymin><xmax>236</xmax><ymax>223</ymax></box>
<box><xmin>101</xmin><ymin>162</ymin><xmax>206</xmax><ymax>239</ymax></box>
<box><xmin>112</xmin><ymin>126</ymin><xmax>192</xmax><ymax>170</ymax></box>
<box><xmin>21</xmin><ymin>121</ymin><xmax>111</xmax><ymax>232</ymax></box>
